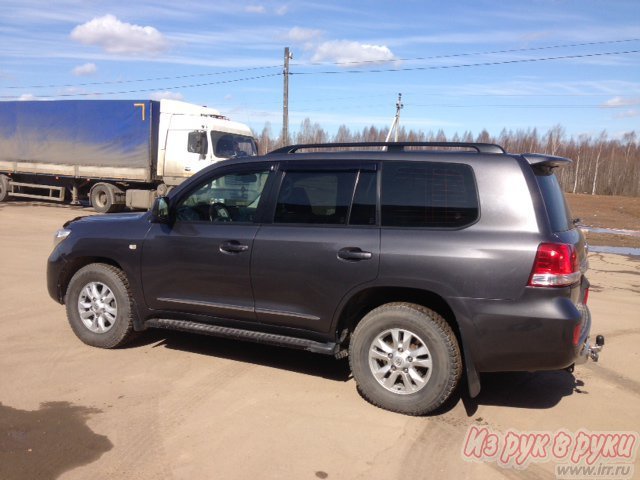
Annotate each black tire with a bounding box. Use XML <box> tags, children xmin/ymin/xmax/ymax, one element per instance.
<box><xmin>65</xmin><ymin>264</ymin><xmax>137</xmax><ymax>348</ymax></box>
<box><xmin>349</xmin><ymin>302</ymin><xmax>462</xmax><ymax>415</ymax></box>
<box><xmin>90</xmin><ymin>183</ymin><xmax>123</xmax><ymax>213</ymax></box>
<box><xmin>0</xmin><ymin>175</ymin><xmax>9</xmax><ymax>202</ymax></box>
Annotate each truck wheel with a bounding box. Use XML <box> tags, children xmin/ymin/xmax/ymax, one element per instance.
<box><xmin>90</xmin><ymin>183</ymin><xmax>123</xmax><ymax>213</ymax></box>
<box><xmin>349</xmin><ymin>302</ymin><xmax>461</xmax><ymax>415</ymax></box>
<box><xmin>0</xmin><ymin>175</ymin><xmax>9</xmax><ymax>202</ymax></box>
<box><xmin>65</xmin><ymin>264</ymin><xmax>137</xmax><ymax>348</ymax></box>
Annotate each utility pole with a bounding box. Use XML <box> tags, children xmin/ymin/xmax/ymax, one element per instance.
<box><xmin>282</xmin><ymin>47</ymin><xmax>293</xmax><ymax>146</ymax></box>
<box><xmin>385</xmin><ymin>93</ymin><xmax>403</xmax><ymax>143</ymax></box>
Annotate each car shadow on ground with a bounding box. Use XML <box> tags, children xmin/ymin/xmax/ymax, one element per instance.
<box><xmin>457</xmin><ymin>370</ymin><xmax>584</xmax><ymax>417</ymax></box>
<box><xmin>130</xmin><ymin>329</ymin><xmax>352</xmax><ymax>382</ymax></box>
<box><xmin>129</xmin><ymin>330</ymin><xmax>583</xmax><ymax>415</ymax></box>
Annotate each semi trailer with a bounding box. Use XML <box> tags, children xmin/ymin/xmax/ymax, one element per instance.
<box><xmin>0</xmin><ymin>99</ymin><xmax>257</xmax><ymax>212</ymax></box>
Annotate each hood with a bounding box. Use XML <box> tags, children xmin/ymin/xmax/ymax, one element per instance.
<box><xmin>63</xmin><ymin>211</ymin><xmax>147</xmax><ymax>228</ymax></box>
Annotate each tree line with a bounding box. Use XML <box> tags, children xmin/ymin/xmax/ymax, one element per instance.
<box><xmin>255</xmin><ymin>120</ymin><xmax>640</xmax><ymax>197</ymax></box>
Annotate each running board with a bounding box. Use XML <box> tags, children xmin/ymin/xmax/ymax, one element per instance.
<box><xmin>146</xmin><ymin>318</ymin><xmax>337</xmax><ymax>355</ymax></box>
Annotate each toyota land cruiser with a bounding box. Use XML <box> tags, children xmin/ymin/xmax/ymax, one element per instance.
<box><xmin>47</xmin><ymin>142</ymin><xmax>604</xmax><ymax>415</ymax></box>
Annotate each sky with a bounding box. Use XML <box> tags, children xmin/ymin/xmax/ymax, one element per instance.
<box><xmin>1</xmin><ymin>0</ymin><xmax>639</xmax><ymax>140</ymax></box>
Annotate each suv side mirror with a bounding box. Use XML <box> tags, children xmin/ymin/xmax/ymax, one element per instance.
<box><xmin>150</xmin><ymin>196</ymin><xmax>171</xmax><ymax>224</ymax></box>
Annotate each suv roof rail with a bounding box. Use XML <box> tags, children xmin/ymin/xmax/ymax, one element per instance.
<box><xmin>269</xmin><ymin>142</ymin><xmax>506</xmax><ymax>155</ymax></box>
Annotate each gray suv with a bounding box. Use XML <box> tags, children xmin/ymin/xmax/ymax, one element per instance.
<box><xmin>47</xmin><ymin>142</ymin><xmax>603</xmax><ymax>415</ymax></box>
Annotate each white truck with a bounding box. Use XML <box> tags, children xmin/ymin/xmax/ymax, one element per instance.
<box><xmin>0</xmin><ymin>99</ymin><xmax>257</xmax><ymax>212</ymax></box>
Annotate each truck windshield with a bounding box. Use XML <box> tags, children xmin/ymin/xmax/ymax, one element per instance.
<box><xmin>211</xmin><ymin>132</ymin><xmax>257</xmax><ymax>159</ymax></box>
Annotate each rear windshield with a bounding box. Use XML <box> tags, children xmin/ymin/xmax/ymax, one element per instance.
<box><xmin>535</xmin><ymin>172</ymin><xmax>573</xmax><ymax>232</ymax></box>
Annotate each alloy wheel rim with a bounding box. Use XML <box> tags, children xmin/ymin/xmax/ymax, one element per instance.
<box><xmin>77</xmin><ymin>281</ymin><xmax>117</xmax><ymax>333</ymax></box>
<box><xmin>368</xmin><ymin>328</ymin><xmax>433</xmax><ymax>395</ymax></box>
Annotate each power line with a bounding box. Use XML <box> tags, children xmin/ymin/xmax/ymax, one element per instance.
<box><xmin>0</xmin><ymin>72</ymin><xmax>283</xmax><ymax>99</ymax></box>
<box><xmin>4</xmin><ymin>48</ymin><xmax>638</xmax><ymax>100</ymax></box>
<box><xmin>292</xmin><ymin>49</ymin><xmax>640</xmax><ymax>76</ymax></box>
<box><xmin>3</xmin><ymin>65</ymin><xmax>282</xmax><ymax>90</ymax></box>
<box><xmin>3</xmin><ymin>38</ymin><xmax>638</xmax><ymax>91</ymax></box>
<box><xmin>301</xmin><ymin>37</ymin><xmax>640</xmax><ymax>67</ymax></box>
<box><xmin>288</xmin><ymin>102</ymin><xmax>636</xmax><ymax>112</ymax></box>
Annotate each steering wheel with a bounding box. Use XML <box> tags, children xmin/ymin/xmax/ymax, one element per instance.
<box><xmin>209</xmin><ymin>202</ymin><xmax>232</xmax><ymax>222</ymax></box>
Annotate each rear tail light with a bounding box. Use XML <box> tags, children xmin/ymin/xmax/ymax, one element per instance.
<box><xmin>528</xmin><ymin>243</ymin><xmax>581</xmax><ymax>287</ymax></box>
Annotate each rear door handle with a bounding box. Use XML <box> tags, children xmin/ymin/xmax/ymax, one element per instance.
<box><xmin>220</xmin><ymin>240</ymin><xmax>249</xmax><ymax>254</ymax></box>
<box><xmin>338</xmin><ymin>247</ymin><xmax>372</xmax><ymax>261</ymax></box>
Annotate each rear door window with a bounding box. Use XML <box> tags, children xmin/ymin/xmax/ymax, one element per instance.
<box><xmin>273</xmin><ymin>166</ymin><xmax>378</xmax><ymax>226</ymax></box>
<box><xmin>274</xmin><ymin>171</ymin><xmax>356</xmax><ymax>225</ymax></box>
<box><xmin>381</xmin><ymin>161</ymin><xmax>478</xmax><ymax>228</ymax></box>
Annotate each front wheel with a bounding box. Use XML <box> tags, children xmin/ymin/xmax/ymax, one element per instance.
<box><xmin>349</xmin><ymin>302</ymin><xmax>462</xmax><ymax>415</ymax></box>
<box><xmin>65</xmin><ymin>264</ymin><xmax>137</xmax><ymax>348</ymax></box>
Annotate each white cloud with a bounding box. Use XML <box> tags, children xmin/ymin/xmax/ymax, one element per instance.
<box><xmin>312</xmin><ymin>41</ymin><xmax>396</xmax><ymax>65</ymax></box>
<box><xmin>18</xmin><ymin>94</ymin><xmax>36</xmax><ymax>101</ymax></box>
<box><xmin>286</xmin><ymin>27</ymin><xmax>323</xmax><ymax>43</ymax></box>
<box><xmin>72</xmin><ymin>62</ymin><xmax>97</xmax><ymax>76</ymax></box>
<box><xmin>70</xmin><ymin>14</ymin><xmax>168</xmax><ymax>55</ymax></box>
<box><xmin>602</xmin><ymin>96</ymin><xmax>640</xmax><ymax>107</ymax></box>
<box><xmin>245</xmin><ymin>5</ymin><xmax>266</xmax><ymax>14</ymax></box>
<box><xmin>614</xmin><ymin>109</ymin><xmax>639</xmax><ymax>119</ymax></box>
<box><xmin>244</xmin><ymin>4</ymin><xmax>287</xmax><ymax>15</ymax></box>
<box><xmin>150</xmin><ymin>91</ymin><xmax>184</xmax><ymax>101</ymax></box>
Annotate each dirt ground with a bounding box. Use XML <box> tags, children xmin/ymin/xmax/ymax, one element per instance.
<box><xmin>0</xmin><ymin>202</ymin><xmax>639</xmax><ymax>480</ymax></box>
<box><xmin>566</xmin><ymin>193</ymin><xmax>640</xmax><ymax>248</ymax></box>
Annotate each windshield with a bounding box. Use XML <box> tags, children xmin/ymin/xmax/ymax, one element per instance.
<box><xmin>211</xmin><ymin>132</ymin><xmax>257</xmax><ymax>159</ymax></box>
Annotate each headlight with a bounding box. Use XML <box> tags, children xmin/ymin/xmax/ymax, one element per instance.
<box><xmin>53</xmin><ymin>228</ymin><xmax>71</xmax><ymax>248</ymax></box>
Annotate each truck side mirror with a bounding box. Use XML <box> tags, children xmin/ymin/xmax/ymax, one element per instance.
<box><xmin>150</xmin><ymin>196</ymin><xmax>171</xmax><ymax>223</ymax></box>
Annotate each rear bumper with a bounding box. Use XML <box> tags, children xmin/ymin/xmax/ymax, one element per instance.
<box><xmin>452</xmin><ymin>288</ymin><xmax>595</xmax><ymax>372</ymax></box>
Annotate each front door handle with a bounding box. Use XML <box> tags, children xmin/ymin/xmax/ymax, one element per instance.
<box><xmin>220</xmin><ymin>240</ymin><xmax>249</xmax><ymax>254</ymax></box>
<box><xmin>338</xmin><ymin>247</ymin><xmax>372</xmax><ymax>261</ymax></box>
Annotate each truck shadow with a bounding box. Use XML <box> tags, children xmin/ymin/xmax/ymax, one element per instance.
<box><xmin>131</xmin><ymin>330</ymin><xmax>582</xmax><ymax>414</ymax></box>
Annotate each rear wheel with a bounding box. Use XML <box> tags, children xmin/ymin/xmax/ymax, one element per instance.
<box><xmin>0</xmin><ymin>175</ymin><xmax>9</xmax><ymax>202</ymax></box>
<box><xmin>65</xmin><ymin>264</ymin><xmax>137</xmax><ymax>348</ymax></box>
<box><xmin>90</xmin><ymin>183</ymin><xmax>124</xmax><ymax>213</ymax></box>
<box><xmin>349</xmin><ymin>302</ymin><xmax>461</xmax><ymax>415</ymax></box>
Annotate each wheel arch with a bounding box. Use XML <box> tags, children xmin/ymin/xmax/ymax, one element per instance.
<box><xmin>58</xmin><ymin>256</ymin><xmax>124</xmax><ymax>303</ymax></box>
<box><xmin>333</xmin><ymin>286</ymin><xmax>482</xmax><ymax>398</ymax></box>
<box><xmin>58</xmin><ymin>256</ymin><xmax>146</xmax><ymax>332</ymax></box>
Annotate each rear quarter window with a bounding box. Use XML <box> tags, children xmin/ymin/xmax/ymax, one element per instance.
<box><xmin>381</xmin><ymin>161</ymin><xmax>478</xmax><ymax>228</ymax></box>
<box><xmin>535</xmin><ymin>172</ymin><xmax>572</xmax><ymax>232</ymax></box>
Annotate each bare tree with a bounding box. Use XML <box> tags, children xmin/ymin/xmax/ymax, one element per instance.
<box><xmin>255</xmin><ymin>120</ymin><xmax>639</xmax><ymax>196</ymax></box>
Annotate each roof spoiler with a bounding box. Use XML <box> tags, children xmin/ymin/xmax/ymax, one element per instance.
<box><xmin>522</xmin><ymin>153</ymin><xmax>572</xmax><ymax>169</ymax></box>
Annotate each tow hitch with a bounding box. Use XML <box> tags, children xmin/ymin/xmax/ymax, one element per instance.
<box><xmin>590</xmin><ymin>334</ymin><xmax>605</xmax><ymax>362</ymax></box>
<box><xmin>577</xmin><ymin>334</ymin><xmax>605</xmax><ymax>364</ymax></box>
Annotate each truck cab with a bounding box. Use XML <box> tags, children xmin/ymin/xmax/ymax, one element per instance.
<box><xmin>158</xmin><ymin>99</ymin><xmax>257</xmax><ymax>185</ymax></box>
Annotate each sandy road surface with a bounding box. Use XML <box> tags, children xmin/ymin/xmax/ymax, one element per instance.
<box><xmin>1</xmin><ymin>203</ymin><xmax>639</xmax><ymax>480</ymax></box>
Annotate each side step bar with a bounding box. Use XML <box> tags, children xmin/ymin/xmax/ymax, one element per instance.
<box><xmin>146</xmin><ymin>318</ymin><xmax>338</xmax><ymax>355</ymax></box>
